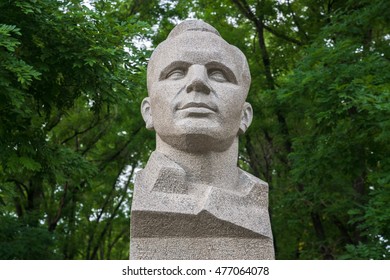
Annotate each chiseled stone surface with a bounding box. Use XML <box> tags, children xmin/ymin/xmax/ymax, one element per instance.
<box><xmin>130</xmin><ymin>20</ymin><xmax>274</xmax><ymax>259</ymax></box>
<box><xmin>131</xmin><ymin>238</ymin><xmax>274</xmax><ymax>260</ymax></box>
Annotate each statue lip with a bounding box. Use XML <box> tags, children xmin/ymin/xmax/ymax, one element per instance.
<box><xmin>178</xmin><ymin>102</ymin><xmax>217</xmax><ymax>112</ymax></box>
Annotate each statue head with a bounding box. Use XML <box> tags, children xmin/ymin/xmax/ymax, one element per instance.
<box><xmin>141</xmin><ymin>20</ymin><xmax>253</xmax><ymax>152</ymax></box>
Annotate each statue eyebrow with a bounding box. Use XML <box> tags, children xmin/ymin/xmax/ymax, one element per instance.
<box><xmin>158</xmin><ymin>60</ymin><xmax>238</xmax><ymax>84</ymax></box>
<box><xmin>159</xmin><ymin>61</ymin><xmax>192</xmax><ymax>80</ymax></box>
<box><xmin>205</xmin><ymin>61</ymin><xmax>238</xmax><ymax>84</ymax></box>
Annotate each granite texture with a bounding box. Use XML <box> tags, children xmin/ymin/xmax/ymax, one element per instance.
<box><xmin>130</xmin><ymin>20</ymin><xmax>274</xmax><ymax>260</ymax></box>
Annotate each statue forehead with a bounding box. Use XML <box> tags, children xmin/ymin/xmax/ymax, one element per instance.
<box><xmin>148</xmin><ymin>32</ymin><xmax>247</xmax><ymax>77</ymax></box>
<box><xmin>146</xmin><ymin>20</ymin><xmax>251</xmax><ymax>91</ymax></box>
<box><xmin>158</xmin><ymin>33</ymin><xmax>237</xmax><ymax>56</ymax></box>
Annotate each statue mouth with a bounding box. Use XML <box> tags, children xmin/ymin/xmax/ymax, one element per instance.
<box><xmin>178</xmin><ymin>102</ymin><xmax>217</xmax><ymax>112</ymax></box>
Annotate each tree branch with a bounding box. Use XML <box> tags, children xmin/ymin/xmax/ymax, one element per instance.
<box><xmin>89</xmin><ymin>164</ymin><xmax>134</xmax><ymax>259</ymax></box>
<box><xmin>61</xmin><ymin>119</ymin><xmax>100</xmax><ymax>145</ymax></box>
<box><xmin>286</xmin><ymin>0</ymin><xmax>309</xmax><ymax>42</ymax></box>
<box><xmin>230</xmin><ymin>0</ymin><xmax>303</xmax><ymax>46</ymax></box>
<box><xmin>48</xmin><ymin>181</ymin><xmax>68</xmax><ymax>232</ymax></box>
<box><xmin>97</xmin><ymin>125</ymin><xmax>142</xmax><ymax>172</ymax></box>
<box><xmin>107</xmin><ymin>227</ymin><xmax>128</xmax><ymax>260</ymax></box>
<box><xmin>230</xmin><ymin>0</ymin><xmax>275</xmax><ymax>89</ymax></box>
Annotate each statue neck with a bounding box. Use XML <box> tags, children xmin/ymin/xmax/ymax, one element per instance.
<box><xmin>156</xmin><ymin>135</ymin><xmax>239</xmax><ymax>190</ymax></box>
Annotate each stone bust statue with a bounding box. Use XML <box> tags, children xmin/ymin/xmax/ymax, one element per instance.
<box><xmin>130</xmin><ymin>20</ymin><xmax>274</xmax><ymax>260</ymax></box>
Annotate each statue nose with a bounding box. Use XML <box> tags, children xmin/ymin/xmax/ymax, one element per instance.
<box><xmin>186</xmin><ymin>79</ymin><xmax>211</xmax><ymax>94</ymax></box>
<box><xmin>186</xmin><ymin>66</ymin><xmax>211</xmax><ymax>94</ymax></box>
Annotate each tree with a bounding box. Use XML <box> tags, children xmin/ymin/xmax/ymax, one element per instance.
<box><xmin>0</xmin><ymin>0</ymin><xmax>153</xmax><ymax>259</ymax></box>
<box><xmin>277</xmin><ymin>0</ymin><xmax>390</xmax><ymax>259</ymax></box>
<box><xmin>155</xmin><ymin>0</ymin><xmax>390</xmax><ymax>259</ymax></box>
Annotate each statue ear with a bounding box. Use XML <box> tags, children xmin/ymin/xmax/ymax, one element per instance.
<box><xmin>238</xmin><ymin>102</ymin><xmax>253</xmax><ymax>135</ymax></box>
<box><xmin>141</xmin><ymin>97</ymin><xmax>154</xmax><ymax>130</ymax></box>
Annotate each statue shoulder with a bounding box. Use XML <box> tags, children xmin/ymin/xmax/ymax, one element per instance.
<box><xmin>237</xmin><ymin>168</ymin><xmax>269</xmax><ymax>193</ymax></box>
<box><xmin>136</xmin><ymin>151</ymin><xmax>187</xmax><ymax>194</ymax></box>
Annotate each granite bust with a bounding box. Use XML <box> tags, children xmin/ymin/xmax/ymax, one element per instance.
<box><xmin>130</xmin><ymin>20</ymin><xmax>274</xmax><ymax>259</ymax></box>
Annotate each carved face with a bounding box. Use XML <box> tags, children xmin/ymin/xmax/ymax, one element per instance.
<box><xmin>142</xmin><ymin>32</ymin><xmax>252</xmax><ymax>152</ymax></box>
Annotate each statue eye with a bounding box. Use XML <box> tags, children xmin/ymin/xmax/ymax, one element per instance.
<box><xmin>166</xmin><ymin>69</ymin><xmax>186</xmax><ymax>80</ymax></box>
<box><xmin>209</xmin><ymin>69</ymin><xmax>228</xmax><ymax>82</ymax></box>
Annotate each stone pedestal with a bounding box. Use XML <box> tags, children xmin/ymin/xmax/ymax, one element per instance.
<box><xmin>130</xmin><ymin>152</ymin><xmax>274</xmax><ymax>260</ymax></box>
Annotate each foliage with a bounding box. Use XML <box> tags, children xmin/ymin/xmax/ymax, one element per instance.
<box><xmin>276</xmin><ymin>0</ymin><xmax>390</xmax><ymax>259</ymax></box>
<box><xmin>158</xmin><ymin>0</ymin><xmax>390</xmax><ymax>259</ymax></box>
<box><xmin>0</xmin><ymin>0</ymin><xmax>153</xmax><ymax>259</ymax></box>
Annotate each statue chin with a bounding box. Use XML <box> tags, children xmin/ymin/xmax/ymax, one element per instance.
<box><xmin>157</xmin><ymin>133</ymin><xmax>236</xmax><ymax>153</ymax></box>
